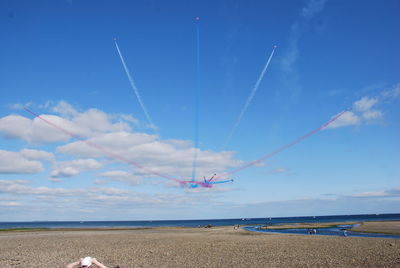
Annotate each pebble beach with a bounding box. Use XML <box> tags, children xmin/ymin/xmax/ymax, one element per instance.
<box><xmin>1</xmin><ymin>223</ymin><xmax>400</xmax><ymax>268</ymax></box>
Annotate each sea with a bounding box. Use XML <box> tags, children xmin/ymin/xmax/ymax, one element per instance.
<box><xmin>1</xmin><ymin>213</ymin><xmax>399</xmax><ymax>230</ymax></box>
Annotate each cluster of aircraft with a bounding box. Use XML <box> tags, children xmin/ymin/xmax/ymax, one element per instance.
<box><xmin>179</xmin><ymin>174</ymin><xmax>233</xmax><ymax>188</ymax></box>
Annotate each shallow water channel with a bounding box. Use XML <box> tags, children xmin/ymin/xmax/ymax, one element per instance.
<box><xmin>244</xmin><ymin>224</ymin><xmax>400</xmax><ymax>239</ymax></box>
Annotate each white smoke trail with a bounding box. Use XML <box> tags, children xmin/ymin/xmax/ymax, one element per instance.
<box><xmin>114</xmin><ymin>41</ymin><xmax>157</xmax><ymax>130</ymax></box>
<box><xmin>222</xmin><ymin>46</ymin><xmax>276</xmax><ymax>148</ymax></box>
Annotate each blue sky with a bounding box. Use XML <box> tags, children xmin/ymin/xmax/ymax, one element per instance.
<box><xmin>0</xmin><ymin>0</ymin><xmax>399</xmax><ymax>221</ymax></box>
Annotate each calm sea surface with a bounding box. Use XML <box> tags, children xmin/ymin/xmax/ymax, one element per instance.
<box><xmin>1</xmin><ymin>213</ymin><xmax>399</xmax><ymax>229</ymax></box>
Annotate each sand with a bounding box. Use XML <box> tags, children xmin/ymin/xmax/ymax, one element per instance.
<box><xmin>0</xmin><ymin>225</ymin><xmax>399</xmax><ymax>268</ymax></box>
<box><xmin>352</xmin><ymin>221</ymin><xmax>400</xmax><ymax>235</ymax></box>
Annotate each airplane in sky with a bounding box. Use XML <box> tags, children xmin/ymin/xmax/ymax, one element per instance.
<box><xmin>179</xmin><ymin>174</ymin><xmax>234</xmax><ymax>188</ymax></box>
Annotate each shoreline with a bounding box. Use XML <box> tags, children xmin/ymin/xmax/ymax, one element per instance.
<box><xmin>1</xmin><ymin>220</ymin><xmax>399</xmax><ymax>235</ymax></box>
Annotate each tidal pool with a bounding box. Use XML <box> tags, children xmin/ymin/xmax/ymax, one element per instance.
<box><xmin>244</xmin><ymin>224</ymin><xmax>400</xmax><ymax>239</ymax></box>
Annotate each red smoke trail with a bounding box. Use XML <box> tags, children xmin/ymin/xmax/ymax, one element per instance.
<box><xmin>218</xmin><ymin>109</ymin><xmax>348</xmax><ymax>178</ymax></box>
<box><xmin>24</xmin><ymin>108</ymin><xmax>178</xmax><ymax>182</ymax></box>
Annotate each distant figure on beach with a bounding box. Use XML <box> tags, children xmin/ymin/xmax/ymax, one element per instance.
<box><xmin>66</xmin><ymin>257</ymin><xmax>107</xmax><ymax>268</ymax></box>
<box><xmin>308</xmin><ymin>229</ymin><xmax>317</xmax><ymax>235</ymax></box>
<box><xmin>343</xmin><ymin>230</ymin><xmax>348</xmax><ymax>237</ymax></box>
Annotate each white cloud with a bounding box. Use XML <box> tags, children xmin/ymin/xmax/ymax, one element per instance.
<box><xmin>164</xmin><ymin>139</ymin><xmax>192</xmax><ymax>149</ymax></box>
<box><xmin>301</xmin><ymin>0</ymin><xmax>327</xmax><ymax>19</ymax></box>
<box><xmin>0</xmin><ymin>150</ymin><xmax>45</xmax><ymax>174</ymax></box>
<box><xmin>281</xmin><ymin>0</ymin><xmax>327</xmax><ymax>72</ymax></box>
<box><xmin>0</xmin><ymin>180</ymin><xmax>127</xmax><ymax>198</ymax></box>
<box><xmin>50</xmin><ymin>166</ymin><xmax>80</xmax><ymax>178</ymax></box>
<box><xmin>49</xmin><ymin>177</ymin><xmax>63</xmax><ymax>183</ymax></box>
<box><xmin>58</xmin><ymin>131</ymin><xmax>241</xmax><ymax>179</ymax></box>
<box><xmin>8</xmin><ymin>101</ymin><xmax>32</xmax><ymax>110</ymax></box>
<box><xmin>20</xmin><ymin>149</ymin><xmax>54</xmax><ymax>162</ymax></box>
<box><xmin>38</xmin><ymin>101</ymin><xmax>53</xmax><ymax>109</ymax></box>
<box><xmin>352</xmin><ymin>191</ymin><xmax>386</xmax><ymax>198</ymax></box>
<box><xmin>352</xmin><ymin>187</ymin><xmax>400</xmax><ymax>198</ymax></box>
<box><xmin>381</xmin><ymin>83</ymin><xmax>400</xmax><ymax>100</ymax></box>
<box><xmin>326</xmin><ymin>82</ymin><xmax>400</xmax><ymax>130</ymax></box>
<box><xmin>326</xmin><ymin>91</ymin><xmax>391</xmax><ymax>130</ymax></box>
<box><xmin>72</xmin><ymin>108</ymin><xmax>131</xmax><ymax>133</ymax></box>
<box><xmin>0</xmin><ymin>179</ymin><xmax>209</xmax><ymax>213</ymax></box>
<box><xmin>117</xmin><ymin>114</ymin><xmax>138</xmax><ymax>125</ymax></box>
<box><xmin>229</xmin><ymin>195</ymin><xmax>400</xmax><ymax>218</ymax></box>
<box><xmin>353</xmin><ymin>97</ymin><xmax>378</xmax><ymax>112</ymax></box>
<box><xmin>1</xmin><ymin>101</ymin><xmax>241</xmax><ymax>183</ymax></box>
<box><xmin>0</xmin><ymin>114</ymin><xmax>75</xmax><ymax>144</ymax></box>
<box><xmin>252</xmin><ymin>161</ymin><xmax>266</xmax><ymax>167</ymax></box>
<box><xmin>51</xmin><ymin>158</ymin><xmax>102</xmax><ymax>178</ymax></box>
<box><xmin>98</xmin><ymin>170</ymin><xmax>143</xmax><ymax>185</ymax></box>
<box><xmin>57</xmin><ymin>131</ymin><xmax>157</xmax><ymax>158</ymax></box>
<box><xmin>184</xmin><ymin>185</ymin><xmax>234</xmax><ymax>193</ymax></box>
<box><xmin>1</xmin><ymin>178</ymin><xmax>399</xmax><ymax>220</ymax></box>
<box><xmin>387</xmin><ymin>188</ymin><xmax>400</xmax><ymax>195</ymax></box>
<box><xmin>52</xmin><ymin>100</ymin><xmax>78</xmax><ymax>116</ymax></box>
<box><xmin>0</xmin><ymin>114</ymin><xmax>32</xmax><ymax>140</ymax></box>
<box><xmin>0</xmin><ymin>201</ymin><xmax>20</xmax><ymax>207</ymax></box>
<box><xmin>326</xmin><ymin>111</ymin><xmax>360</xmax><ymax>129</ymax></box>
<box><xmin>0</xmin><ymin>101</ymin><xmax>136</xmax><ymax>144</ymax></box>
<box><xmin>89</xmin><ymin>187</ymin><xmax>129</xmax><ymax>196</ymax></box>
<box><xmin>272</xmin><ymin>167</ymin><xmax>289</xmax><ymax>174</ymax></box>
<box><xmin>361</xmin><ymin>110</ymin><xmax>383</xmax><ymax>120</ymax></box>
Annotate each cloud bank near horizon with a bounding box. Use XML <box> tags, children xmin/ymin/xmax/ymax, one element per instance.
<box><xmin>1</xmin><ymin>178</ymin><xmax>398</xmax><ymax>220</ymax></box>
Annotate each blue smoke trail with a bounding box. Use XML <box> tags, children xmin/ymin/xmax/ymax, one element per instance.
<box><xmin>191</xmin><ymin>19</ymin><xmax>201</xmax><ymax>181</ymax></box>
<box><xmin>221</xmin><ymin>46</ymin><xmax>276</xmax><ymax>149</ymax></box>
<box><xmin>209</xmin><ymin>179</ymin><xmax>234</xmax><ymax>184</ymax></box>
<box><xmin>114</xmin><ymin>41</ymin><xmax>157</xmax><ymax>130</ymax></box>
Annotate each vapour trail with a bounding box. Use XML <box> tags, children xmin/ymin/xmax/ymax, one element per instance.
<box><xmin>191</xmin><ymin>17</ymin><xmax>201</xmax><ymax>182</ymax></box>
<box><xmin>24</xmin><ymin>108</ymin><xmax>176</xmax><ymax>182</ymax></box>
<box><xmin>222</xmin><ymin>46</ymin><xmax>277</xmax><ymax>149</ymax></box>
<box><xmin>218</xmin><ymin>109</ymin><xmax>348</xmax><ymax>178</ymax></box>
<box><xmin>114</xmin><ymin>40</ymin><xmax>157</xmax><ymax>130</ymax></box>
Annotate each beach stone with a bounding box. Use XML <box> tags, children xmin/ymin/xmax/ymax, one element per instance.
<box><xmin>1</xmin><ymin>228</ymin><xmax>400</xmax><ymax>267</ymax></box>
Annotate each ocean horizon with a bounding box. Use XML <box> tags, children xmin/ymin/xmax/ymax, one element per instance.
<box><xmin>1</xmin><ymin>213</ymin><xmax>399</xmax><ymax>229</ymax></box>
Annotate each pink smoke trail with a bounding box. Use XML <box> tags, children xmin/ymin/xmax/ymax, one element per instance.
<box><xmin>24</xmin><ymin>107</ymin><xmax>177</xmax><ymax>182</ymax></box>
<box><xmin>218</xmin><ymin>109</ymin><xmax>348</xmax><ymax>178</ymax></box>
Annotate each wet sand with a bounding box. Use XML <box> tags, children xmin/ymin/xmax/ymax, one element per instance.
<box><xmin>0</xmin><ymin>225</ymin><xmax>399</xmax><ymax>268</ymax></box>
<box><xmin>352</xmin><ymin>221</ymin><xmax>400</xmax><ymax>235</ymax></box>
